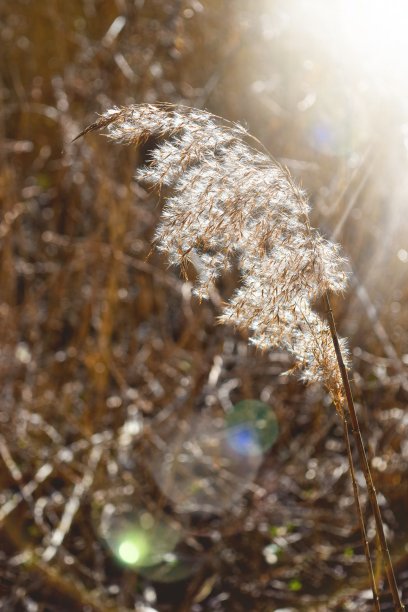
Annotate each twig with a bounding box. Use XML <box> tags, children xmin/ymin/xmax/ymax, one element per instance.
<box><xmin>42</xmin><ymin>444</ymin><xmax>103</xmax><ymax>562</ymax></box>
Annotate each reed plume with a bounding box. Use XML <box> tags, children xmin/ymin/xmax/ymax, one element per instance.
<box><xmin>77</xmin><ymin>103</ymin><xmax>404</xmax><ymax>610</ymax></box>
<box><xmin>78</xmin><ymin>104</ymin><xmax>348</xmax><ymax>404</ymax></box>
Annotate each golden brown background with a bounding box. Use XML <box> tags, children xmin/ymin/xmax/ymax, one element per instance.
<box><xmin>1</xmin><ymin>1</ymin><xmax>408</xmax><ymax>610</ymax></box>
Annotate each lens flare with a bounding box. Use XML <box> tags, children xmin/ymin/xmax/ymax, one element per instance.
<box><xmin>226</xmin><ymin>424</ymin><xmax>261</xmax><ymax>458</ymax></box>
<box><xmin>150</xmin><ymin>403</ymin><xmax>278</xmax><ymax>514</ymax></box>
<box><xmin>100</xmin><ymin>506</ymin><xmax>181</xmax><ymax>568</ymax></box>
<box><xmin>226</xmin><ymin>400</ymin><xmax>279</xmax><ymax>457</ymax></box>
<box><xmin>118</xmin><ymin>539</ymin><xmax>141</xmax><ymax>565</ymax></box>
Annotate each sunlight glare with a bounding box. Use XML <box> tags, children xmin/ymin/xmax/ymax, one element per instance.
<box><xmin>342</xmin><ymin>1</ymin><xmax>408</xmax><ymax>80</ymax></box>
<box><xmin>292</xmin><ymin>0</ymin><xmax>408</xmax><ymax>91</ymax></box>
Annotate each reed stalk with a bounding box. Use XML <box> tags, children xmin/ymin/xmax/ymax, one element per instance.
<box><xmin>325</xmin><ymin>293</ymin><xmax>404</xmax><ymax>611</ymax></box>
<box><xmin>340</xmin><ymin>405</ymin><xmax>380</xmax><ymax>611</ymax></box>
<box><xmin>76</xmin><ymin>103</ymin><xmax>405</xmax><ymax>609</ymax></box>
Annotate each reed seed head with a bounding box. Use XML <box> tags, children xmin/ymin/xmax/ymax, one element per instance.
<box><xmin>79</xmin><ymin>103</ymin><xmax>349</xmax><ymax>402</ymax></box>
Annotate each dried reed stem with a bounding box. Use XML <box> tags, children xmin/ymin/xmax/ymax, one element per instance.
<box><xmin>325</xmin><ymin>293</ymin><xmax>404</xmax><ymax>611</ymax></box>
<box><xmin>340</xmin><ymin>408</ymin><xmax>381</xmax><ymax>611</ymax></box>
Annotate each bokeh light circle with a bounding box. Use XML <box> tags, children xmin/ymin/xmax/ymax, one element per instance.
<box><xmin>150</xmin><ymin>401</ymin><xmax>278</xmax><ymax>514</ymax></box>
<box><xmin>100</xmin><ymin>505</ymin><xmax>181</xmax><ymax>569</ymax></box>
<box><xmin>118</xmin><ymin>539</ymin><xmax>141</xmax><ymax>565</ymax></box>
<box><xmin>225</xmin><ymin>400</ymin><xmax>279</xmax><ymax>457</ymax></box>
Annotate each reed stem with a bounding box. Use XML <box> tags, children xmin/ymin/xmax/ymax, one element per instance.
<box><xmin>341</xmin><ymin>409</ymin><xmax>381</xmax><ymax>611</ymax></box>
<box><xmin>325</xmin><ymin>292</ymin><xmax>404</xmax><ymax>611</ymax></box>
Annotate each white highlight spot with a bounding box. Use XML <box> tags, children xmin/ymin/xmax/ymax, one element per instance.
<box><xmin>397</xmin><ymin>249</ymin><xmax>408</xmax><ymax>263</ymax></box>
<box><xmin>118</xmin><ymin>540</ymin><xmax>140</xmax><ymax>565</ymax></box>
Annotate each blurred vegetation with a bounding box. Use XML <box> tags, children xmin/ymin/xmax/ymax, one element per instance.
<box><xmin>1</xmin><ymin>1</ymin><xmax>408</xmax><ymax>610</ymax></box>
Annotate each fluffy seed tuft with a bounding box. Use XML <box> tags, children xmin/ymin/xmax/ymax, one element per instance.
<box><xmin>79</xmin><ymin>103</ymin><xmax>349</xmax><ymax>402</ymax></box>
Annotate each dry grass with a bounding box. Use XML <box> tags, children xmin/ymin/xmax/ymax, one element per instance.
<box><xmin>1</xmin><ymin>1</ymin><xmax>408</xmax><ymax>610</ymax></box>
